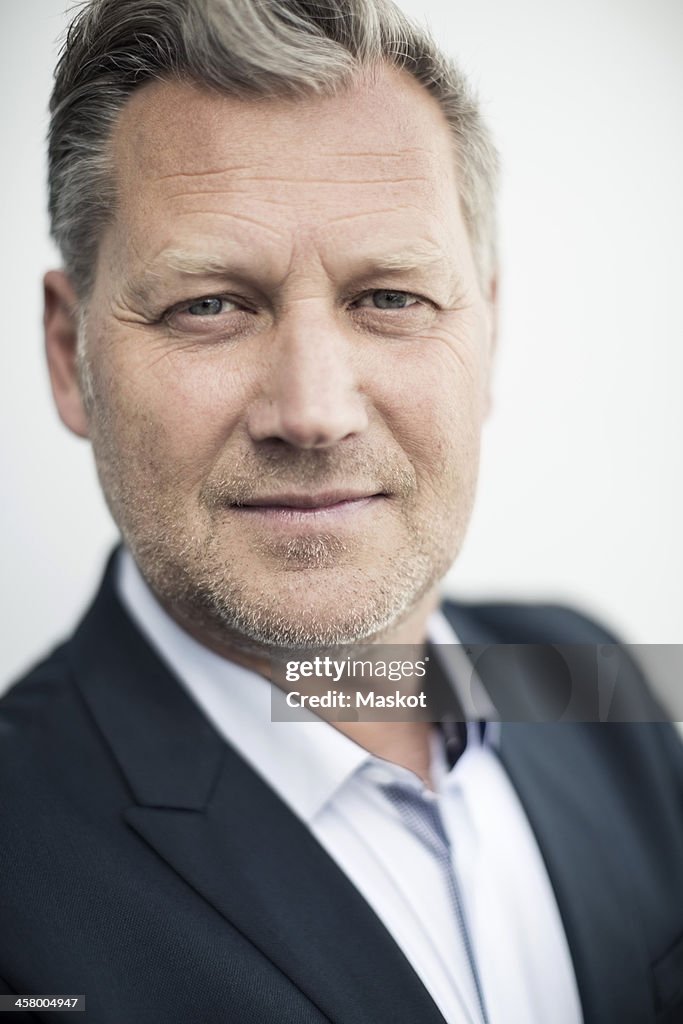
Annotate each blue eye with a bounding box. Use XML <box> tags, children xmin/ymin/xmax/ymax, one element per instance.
<box><xmin>357</xmin><ymin>290</ymin><xmax>419</xmax><ymax>310</ymax></box>
<box><xmin>164</xmin><ymin>294</ymin><xmax>248</xmax><ymax>334</ymax></box>
<box><xmin>187</xmin><ymin>297</ymin><xmax>226</xmax><ymax>316</ymax></box>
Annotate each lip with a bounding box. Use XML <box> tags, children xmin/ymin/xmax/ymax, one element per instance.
<box><xmin>237</xmin><ymin>490</ymin><xmax>384</xmax><ymax>510</ymax></box>
<box><xmin>230</xmin><ymin>492</ymin><xmax>385</xmax><ymax>529</ymax></box>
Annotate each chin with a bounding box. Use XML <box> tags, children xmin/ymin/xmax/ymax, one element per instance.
<box><xmin>221</xmin><ymin>603</ymin><xmax>396</xmax><ymax>651</ymax></box>
<box><xmin>200</xmin><ymin>569</ymin><xmax>434</xmax><ymax>653</ymax></box>
<box><xmin>136</xmin><ymin>533</ymin><xmax>444</xmax><ymax>652</ymax></box>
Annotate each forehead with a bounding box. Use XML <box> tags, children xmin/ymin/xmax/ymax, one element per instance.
<box><xmin>107</xmin><ymin>67</ymin><xmax>469</xmax><ymax>276</ymax></box>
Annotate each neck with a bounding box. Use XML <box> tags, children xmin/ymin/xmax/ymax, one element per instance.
<box><xmin>329</xmin><ymin>587</ymin><xmax>440</xmax><ymax>787</ymax></box>
<box><xmin>334</xmin><ymin>719</ymin><xmax>436</xmax><ymax>789</ymax></box>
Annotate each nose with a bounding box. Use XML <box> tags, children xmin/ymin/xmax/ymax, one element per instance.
<box><xmin>246</xmin><ymin>307</ymin><xmax>369</xmax><ymax>449</ymax></box>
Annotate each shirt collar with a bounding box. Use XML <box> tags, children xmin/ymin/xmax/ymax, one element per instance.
<box><xmin>116</xmin><ymin>548</ymin><xmax>496</xmax><ymax>824</ymax></box>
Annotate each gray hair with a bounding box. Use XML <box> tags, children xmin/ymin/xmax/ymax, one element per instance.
<box><xmin>48</xmin><ymin>0</ymin><xmax>499</xmax><ymax>300</ymax></box>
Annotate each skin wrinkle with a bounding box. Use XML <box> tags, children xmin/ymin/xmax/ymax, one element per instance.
<box><xmin>154</xmin><ymin>164</ymin><xmax>267</xmax><ymax>180</ymax></box>
<box><xmin>164</xmin><ymin>179</ymin><xmax>430</xmax><ymax>198</ymax></box>
<box><xmin>58</xmin><ymin>68</ymin><xmax>493</xmax><ymax>660</ymax></box>
<box><xmin>324</xmin><ymin>207</ymin><xmax>427</xmax><ymax>225</ymax></box>
<box><xmin>153</xmin><ymin>151</ymin><xmax>430</xmax><ymax>180</ymax></box>
<box><xmin>161</xmin><ymin>208</ymin><xmax>287</xmax><ymax>236</ymax></box>
<box><xmin>324</xmin><ymin>149</ymin><xmax>428</xmax><ymax>157</ymax></box>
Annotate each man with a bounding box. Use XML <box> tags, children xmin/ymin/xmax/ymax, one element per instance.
<box><xmin>1</xmin><ymin>1</ymin><xmax>681</xmax><ymax>1022</ymax></box>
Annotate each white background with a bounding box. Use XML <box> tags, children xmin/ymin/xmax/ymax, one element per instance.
<box><xmin>1</xmin><ymin>0</ymin><xmax>682</xmax><ymax>688</ymax></box>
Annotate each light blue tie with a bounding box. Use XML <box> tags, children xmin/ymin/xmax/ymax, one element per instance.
<box><xmin>381</xmin><ymin>782</ymin><xmax>490</xmax><ymax>1024</ymax></box>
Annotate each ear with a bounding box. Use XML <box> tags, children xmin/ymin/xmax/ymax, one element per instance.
<box><xmin>44</xmin><ymin>270</ymin><xmax>90</xmax><ymax>438</ymax></box>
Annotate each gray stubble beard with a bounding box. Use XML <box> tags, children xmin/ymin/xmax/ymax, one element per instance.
<box><xmin>88</xmin><ymin>395</ymin><xmax>472</xmax><ymax>654</ymax></box>
<box><xmin>129</xmin><ymin>507</ymin><xmax>449</xmax><ymax>654</ymax></box>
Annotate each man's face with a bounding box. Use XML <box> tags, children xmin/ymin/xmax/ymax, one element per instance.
<box><xmin>49</xmin><ymin>67</ymin><xmax>495</xmax><ymax>651</ymax></box>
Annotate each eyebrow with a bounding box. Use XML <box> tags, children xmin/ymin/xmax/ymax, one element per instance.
<box><xmin>120</xmin><ymin>250</ymin><xmax>244</xmax><ymax>309</ymax></box>
<box><xmin>160</xmin><ymin>248</ymin><xmax>244</xmax><ymax>276</ymax></box>
<box><xmin>124</xmin><ymin>240</ymin><xmax>463</xmax><ymax>309</ymax></box>
<box><xmin>358</xmin><ymin>243</ymin><xmax>448</xmax><ymax>274</ymax></box>
<box><xmin>156</xmin><ymin>242</ymin><xmax>448</xmax><ymax>276</ymax></box>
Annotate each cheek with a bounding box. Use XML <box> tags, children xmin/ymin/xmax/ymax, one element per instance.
<box><xmin>87</xmin><ymin>334</ymin><xmax>253</xmax><ymax>488</ymax></box>
<box><xmin>371</xmin><ymin>337</ymin><xmax>488</xmax><ymax>499</ymax></box>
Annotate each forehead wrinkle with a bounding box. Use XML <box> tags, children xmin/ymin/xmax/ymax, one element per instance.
<box><xmin>326</xmin><ymin>207</ymin><xmax>435</xmax><ymax>227</ymax></box>
<box><xmin>146</xmin><ymin>147</ymin><xmax>438</xmax><ymax>197</ymax></box>
<box><xmin>211</xmin><ymin>174</ymin><xmax>432</xmax><ymax>185</ymax></box>
<box><xmin>166</xmin><ymin>207</ymin><xmax>285</xmax><ymax>240</ymax></box>
<box><xmin>160</xmin><ymin>176</ymin><xmax>433</xmax><ymax>199</ymax></box>
<box><xmin>321</xmin><ymin>147</ymin><xmax>430</xmax><ymax>158</ymax></box>
<box><xmin>153</xmin><ymin>164</ymin><xmax>262</xmax><ymax>183</ymax></box>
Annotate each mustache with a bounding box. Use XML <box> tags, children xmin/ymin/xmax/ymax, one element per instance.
<box><xmin>199</xmin><ymin>445</ymin><xmax>416</xmax><ymax>507</ymax></box>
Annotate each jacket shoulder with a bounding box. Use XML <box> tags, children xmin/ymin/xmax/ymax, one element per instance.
<box><xmin>0</xmin><ymin>643</ymin><xmax>94</xmax><ymax>796</ymax></box>
<box><xmin>443</xmin><ymin>597</ymin><xmax>620</xmax><ymax>644</ymax></box>
<box><xmin>1</xmin><ymin>643</ymin><xmax>74</xmax><ymax>730</ymax></box>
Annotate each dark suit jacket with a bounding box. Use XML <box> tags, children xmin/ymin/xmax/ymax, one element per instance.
<box><xmin>1</xmin><ymin>558</ymin><xmax>682</xmax><ymax>1023</ymax></box>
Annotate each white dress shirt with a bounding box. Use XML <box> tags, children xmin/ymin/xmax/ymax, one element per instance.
<box><xmin>118</xmin><ymin>549</ymin><xmax>583</xmax><ymax>1024</ymax></box>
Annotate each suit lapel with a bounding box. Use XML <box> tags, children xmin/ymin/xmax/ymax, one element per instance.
<box><xmin>68</xmin><ymin>561</ymin><xmax>447</xmax><ymax>1024</ymax></box>
<box><xmin>125</xmin><ymin>754</ymin><xmax>448</xmax><ymax>1024</ymax></box>
<box><xmin>443</xmin><ymin>602</ymin><xmax>655</xmax><ymax>1024</ymax></box>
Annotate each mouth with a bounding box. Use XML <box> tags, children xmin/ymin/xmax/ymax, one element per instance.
<box><xmin>238</xmin><ymin>490</ymin><xmax>384</xmax><ymax>511</ymax></box>
<box><xmin>229</xmin><ymin>490</ymin><xmax>387</xmax><ymax>526</ymax></box>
